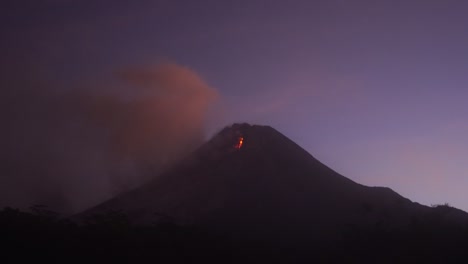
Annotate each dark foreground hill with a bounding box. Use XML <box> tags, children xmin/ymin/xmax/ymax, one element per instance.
<box><xmin>2</xmin><ymin>205</ymin><xmax>468</xmax><ymax>263</ymax></box>
<box><xmin>3</xmin><ymin>123</ymin><xmax>468</xmax><ymax>263</ymax></box>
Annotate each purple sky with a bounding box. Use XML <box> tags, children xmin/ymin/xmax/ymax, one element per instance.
<box><xmin>2</xmin><ymin>0</ymin><xmax>468</xmax><ymax>211</ymax></box>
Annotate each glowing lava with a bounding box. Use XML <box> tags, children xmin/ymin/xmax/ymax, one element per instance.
<box><xmin>235</xmin><ymin>137</ymin><xmax>244</xmax><ymax>149</ymax></box>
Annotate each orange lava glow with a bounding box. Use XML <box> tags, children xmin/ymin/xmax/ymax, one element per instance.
<box><xmin>235</xmin><ymin>137</ymin><xmax>244</xmax><ymax>149</ymax></box>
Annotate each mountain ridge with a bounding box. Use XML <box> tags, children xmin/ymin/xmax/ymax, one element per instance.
<box><xmin>77</xmin><ymin>123</ymin><xmax>468</xmax><ymax>246</ymax></box>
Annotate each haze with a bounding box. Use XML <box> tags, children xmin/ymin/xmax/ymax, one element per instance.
<box><xmin>1</xmin><ymin>0</ymin><xmax>467</xmax><ymax>212</ymax></box>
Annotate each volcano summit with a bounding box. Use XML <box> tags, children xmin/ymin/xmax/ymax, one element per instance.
<box><xmin>5</xmin><ymin>123</ymin><xmax>468</xmax><ymax>262</ymax></box>
<box><xmin>79</xmin><ymin>124</ymin><xmax>467</xmax><ymax>249</ymax></box>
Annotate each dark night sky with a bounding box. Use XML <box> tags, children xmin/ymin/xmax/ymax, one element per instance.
<box><xmin>2</xmin><ymin>0</ymin><xmax>468</xmax><ymax>212</ymax></box>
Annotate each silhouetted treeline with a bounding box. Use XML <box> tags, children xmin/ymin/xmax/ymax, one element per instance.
<box><xmin>2</xmin><ymin>205</ymin><xmax>468</xmax><ymax>263</ymax></box>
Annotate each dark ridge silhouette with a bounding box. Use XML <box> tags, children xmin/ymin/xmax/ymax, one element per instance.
<box><xmin>3</xmin><ymin>123</ymin><xmax>468</xmax><ymax>263</ymax></box>
<box><xmin>2</xmin><ymin>206</ymin><xmax>468</xmax><ymax>263</ymax></box>
<box><xmin>75</xmin><ymin>123</ymin><xmax>468</xmax><ymax>258</ymax></box>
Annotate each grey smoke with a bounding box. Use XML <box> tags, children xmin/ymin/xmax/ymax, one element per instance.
<box><xmin>0</xmin><ymin>63</ymin><xmax>218</xmax><ymax>214</ymax></box>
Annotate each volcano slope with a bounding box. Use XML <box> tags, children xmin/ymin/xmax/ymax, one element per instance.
<box><xmin>78</xmin><ymin>123</ymin><xmax>468</xmax><ymax>260</ymax></box>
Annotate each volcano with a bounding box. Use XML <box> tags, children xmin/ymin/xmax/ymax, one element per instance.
<box><xmin>78</xmin><ymin>123</ymin><xmax>468</xmax><ymax>253</ymax></box>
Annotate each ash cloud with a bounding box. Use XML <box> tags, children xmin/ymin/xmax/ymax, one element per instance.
<box><xmin>0</xmin><ymin>63</ymin><xmax>218</xmax><ymax>214</ymax></box>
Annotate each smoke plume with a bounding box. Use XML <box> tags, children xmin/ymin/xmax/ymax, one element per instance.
<box><xmin>0</xmin><ymin>63</ymin><xmax>218</xmax><ymax>214</ymax></box>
